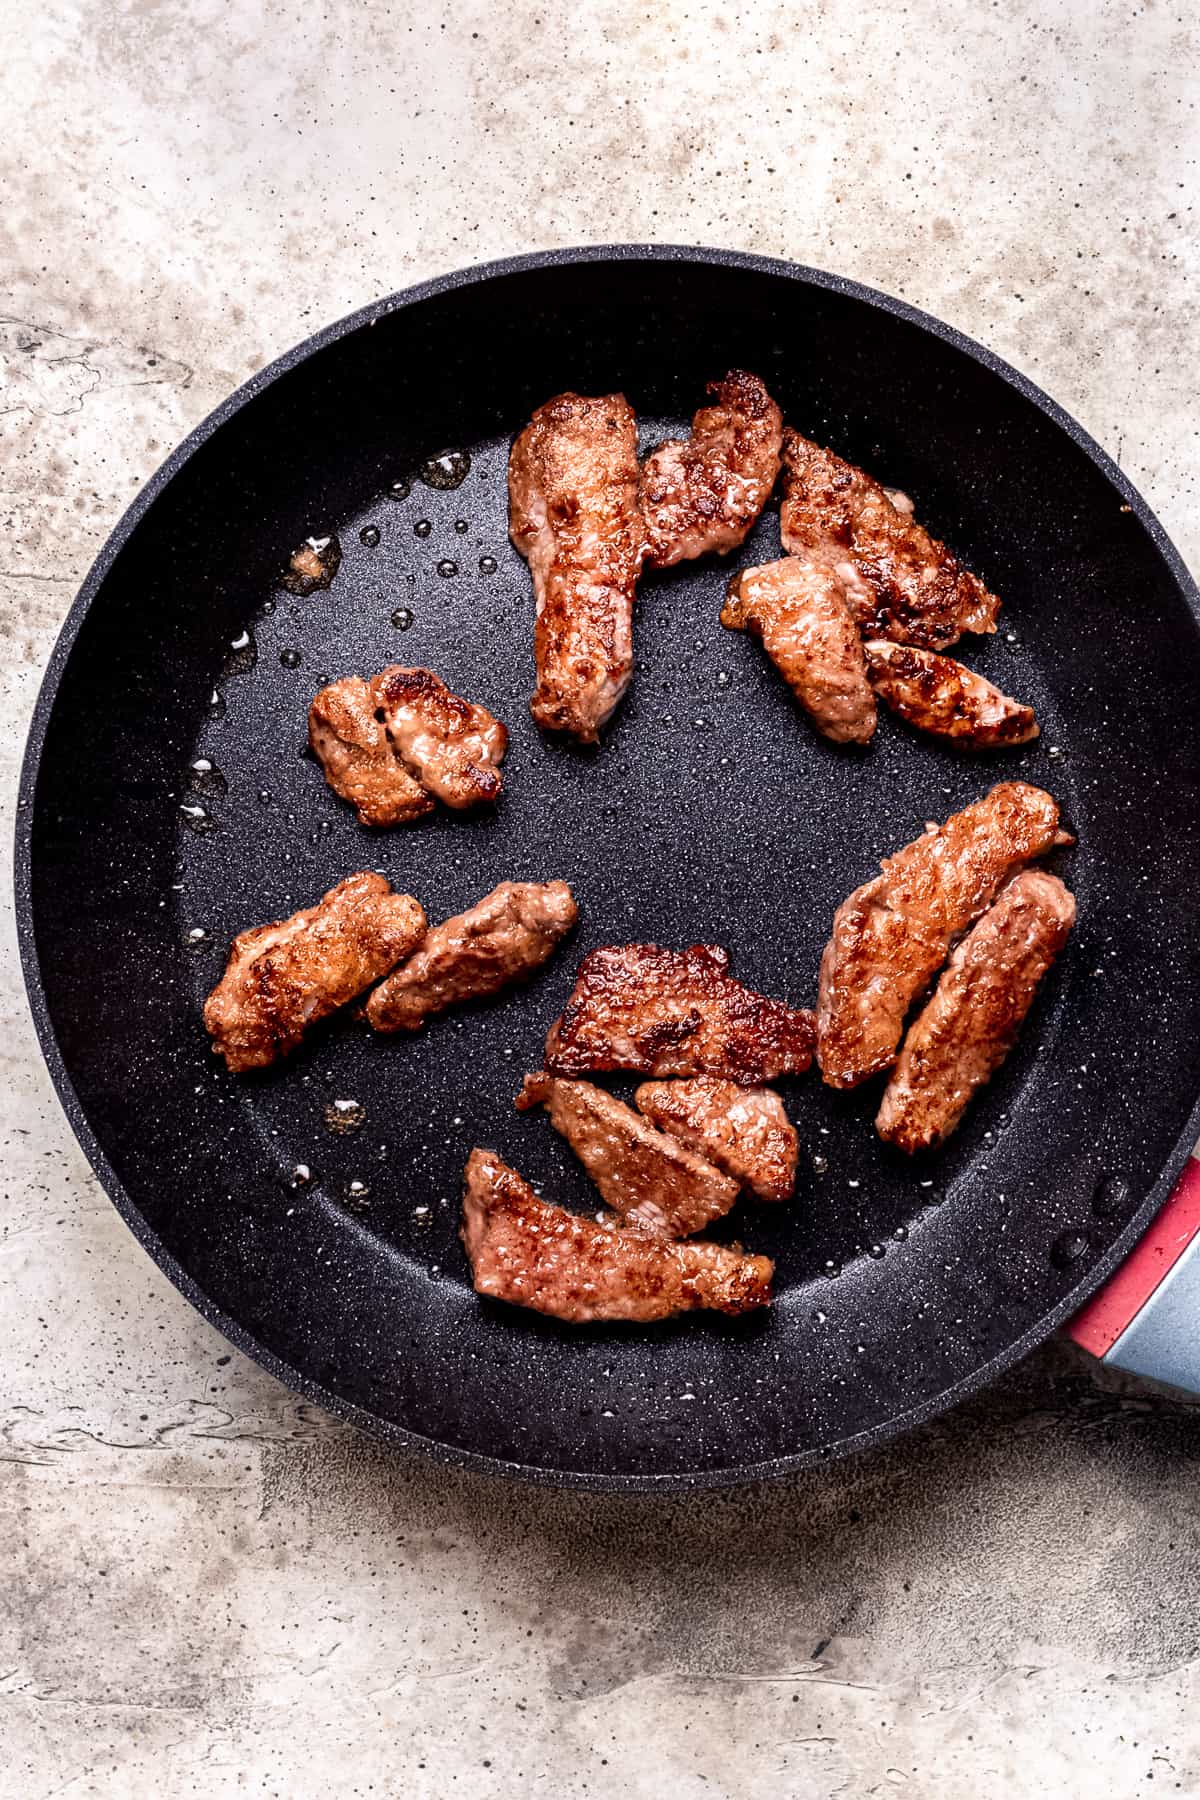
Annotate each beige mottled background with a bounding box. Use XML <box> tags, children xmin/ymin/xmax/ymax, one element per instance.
<box><xmin>2</xmin><ymin>3</ymin><xmax>1199</xmax><ymax>1796</ymax></box>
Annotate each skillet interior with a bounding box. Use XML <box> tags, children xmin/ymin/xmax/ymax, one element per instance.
<box><xmin>19</xmin><ymin>250</ymin><xmax>1200</xmax><ymax>1486</ymax></box>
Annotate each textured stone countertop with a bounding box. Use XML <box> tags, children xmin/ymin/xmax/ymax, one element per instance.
<box><xmin>2</xmin><ymin>3</ymin><xmax>1198</xmax><ymax>1795</ymax></box>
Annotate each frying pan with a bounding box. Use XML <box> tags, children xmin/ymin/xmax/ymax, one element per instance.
<box><xmin>16</xmin><ymin>246</ymin><xmax>1200</xmax><ymax>1490</ymax></box>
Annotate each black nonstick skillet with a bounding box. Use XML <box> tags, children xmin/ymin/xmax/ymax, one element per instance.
<box><xmin>16</xmin><ymin>246</ymin><xmax>1200</xmax><ymax>1489</ymax></box>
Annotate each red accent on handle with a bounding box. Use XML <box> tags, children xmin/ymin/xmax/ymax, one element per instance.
<box><xmin>1067</xmin><ymin>1156</ymin><xmax>1200</xmax><ymax>1357</ymax></box>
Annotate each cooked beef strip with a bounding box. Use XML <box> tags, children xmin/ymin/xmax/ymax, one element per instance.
<box><xmin>508</xmin><ymin>391</ymin><xmax>645</xmax><ymax>742</ymax></box>
<box><xmin>517</xmin><ymin>1073</ymin><xmax>739</xmax><ymax>1237</ymax></box>
<box><xmin>204</xmin><ymin>872</ymin><xmax>426</xmax><ymax>1073</ymax></box>
<box><xmin>722</xmin><ymin>555</ymin><xmax>876</xmax><ymax>744</ymax></box>
<box><xmin>635</xmin><ymin>1078</ymin><xmax>798</xmax><ymax>1203</ymax></box>
<box><xmin>307</xmin><ymin>676</ymin><xmax>435</xmax><ymax>827</ymax></box>
<box><xmin>460</xmin><ymin>1147</ymin><xmax>773</xmax><ymax>1322</ymax></box>
<box><xmin>546</xmin><ymin>943</ymin><xmax>815</xmax><ymax>1083</ymax></box>
<box><xmin>780</xmin><ymin>429</ymin><xmax>1000</xmax><ymax>650</ymax></box>
<box><xmin>366</xmin><ymin>880</ymin><xmax>577</xmax><ymax>1033</ymax></box>
<box><xmin>816</xmin><ymin>782</ymin><xmax>1067</xmax><ymax>1089</ymax></box>
<box><xmin>864</xmin><ymin>641</ymin><xmax>1038</xmax><ymax>748</ymax></box>
<box><xmin>639</xmin><ymin>371</ymin><xmax>783</xmax><ymax>568</ymax></box>
<box><xmin>877</xmin><ymin>870</ymin><xmax>1075</xmax><ymax>1151</ymax></box>
<box><xmin>373</xmin><ymin>665</ymin><xmax>507</xmax><ymax>809</ymax></box>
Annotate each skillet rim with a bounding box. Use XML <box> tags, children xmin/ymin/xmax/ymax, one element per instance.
<box><xmin>14</xmin><ymin>242</ymin><xmax>1200</xmax><ymax>1492</ymax></box>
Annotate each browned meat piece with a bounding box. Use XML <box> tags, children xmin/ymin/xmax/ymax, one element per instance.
<box><xmin>308</xmin><ymin>676</ymin><xmax>436</xmax><ymax>827</ymax></box>
<box><xmin>817</xmin><ymin>782</ymin><xmax>1067</xmax><ymax>1090</ymax></box>
<box><xmin>639</xmin><ymin>371</ymin><xmax>783</xmax><ymax>568</ymax></box>
<box><xmin>877</xmin><ymin>871</ymin><xmax>1076</xmax><ymax>1151</ymax></box>
<box><xmin>546</xmin><ymin>943</ymin><xmax>815</xmax><ymax>1084</ymax></box>
<box><xmin>461</xmin><ymin>1148</ymin><xmax>773</xmax><ymax>1321</ymax></box>
<box><xmin>366</xmin><ymin>880</ymin><xmax>577</xmax><ymax>1033</ymax></box>
<box><xmin>864</xmin><ymin>641</ymin><xmax>1038</xmax><ymax>748</ymax></box>
<box><xmin>373</xmin><ymin>665</ymin><xmax>507</xmax><ymax>809</ymax></box>
<box><xmin>635</xmin><ymin>1078</ymin><xmax>798</xmax><ymax>1203</ymax></box>
<box><xmin>780</xmin><ymin>430</ymin><xmax>1000</xmax><ymax>650</ymax></box>
<box><xmin>517</xmin><ymin>1073</ymin><xmax>739</xmax><ymax>1237</ymax></box>
<box><xmin>204</xmin><ymin>873</ymin><xmax>426</xmax><ymax>1073</ymax></box>
<box><xmin>309</xmin><ymin>667</ymin><xmax>505</xmax><ymax>822</ymax></box>
<box><xmin>282</xmin><ymin>533</ymin><xmax>342</xmax><ymax>595</ymax></box>
<box><xmin>508</xmin><ymin>392</ymin><xmax>645</xmax><ymax>742</ymax></box>
<box><xmin>722</xmin><ymin>555</ymin><xmax>876</xmax><ymax>745</ymax></box>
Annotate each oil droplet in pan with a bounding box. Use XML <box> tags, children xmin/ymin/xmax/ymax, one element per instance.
<box><xmin>324</xmin><ymin>1098</ymin><xmax>366</xmax><ymax>1135</ymax></box>
<box><xmin>1051</xmin><ymin>1229</ymin><xmax>1089</xmax><ymax>1268</ymax></box>
<box><xmin>360</xmin><ymin>525</ymin><xmax>381</xmax><ymax>547</ymax></box>
<box><xmin>222</xmin><ymin>628</ymin><xmax>257</xmax><ymax>678</ymax></box>
<box><xmin>1093</xmin><ymin>1173</ymin><xmax>1132</xmax><ymax>1218</ymax></box>
<box><xmin>179</xmin><ymin>798</ymin><xmax>217</xmax><ymax>835</ymax></box>
<box><xmin>207</xmin><ymin>688</ymin><xmax>226</xmax><ymax>720</ymax></box>
<box><xmin>479</xmin><ymin>555</ymin><xmax>497</xmax><ymax>575</ymax></box>
<box><xmin>186</xmin><ymin>758</ymin><xmax>227</xmax><ymax>798</ymax></box>
<box><xmin>418</xmin><ymin>449</ymin><xmax>471</xmax><ymax>490</ymax></box>
<box><xmin>282</xmin><ymin>535</ymin><xmax>342</xmax><ymax>596</ymax></box>
<box><xmin>280</xmin><ymin>647</ymin><xmax>303</xmax><ymax>669</ymax></box>
<box><xmin>391</xmin><ymin>607</ymin><xmax>414</xmax><ymax>631</ymax></box>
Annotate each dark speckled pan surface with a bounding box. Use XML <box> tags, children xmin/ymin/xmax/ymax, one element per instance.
<box><xmin>16</xmin><ymin>247</ymin><xmax>1200</xmax><ymax>1489</ymax></box>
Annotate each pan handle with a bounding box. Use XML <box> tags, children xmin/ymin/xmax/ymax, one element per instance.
<box><xmin>1066</xmin><ymin>1156</ymin><xmax>1200</xmax><ymax>1392</ymax></box>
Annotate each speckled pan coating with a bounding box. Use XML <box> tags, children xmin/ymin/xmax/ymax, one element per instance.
<box><xmin>14</xmin><ymin>246</ymin><xmax>1200</xmax><ymax>1490</ymax></box>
